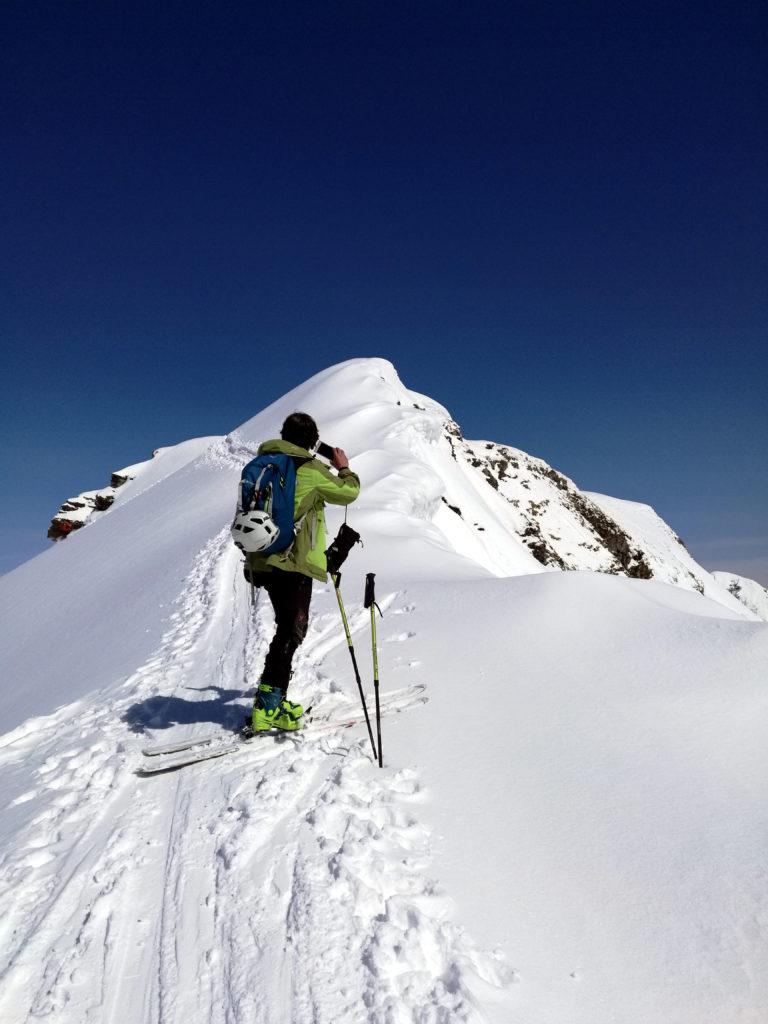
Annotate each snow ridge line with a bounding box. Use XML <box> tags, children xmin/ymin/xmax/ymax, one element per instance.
<box><xmin>200</xmin><ymin>431</ymin><xmax>260</xmax><ymax>472</ymax></box>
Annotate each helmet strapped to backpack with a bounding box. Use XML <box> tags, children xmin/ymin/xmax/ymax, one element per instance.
<box><xmin>231</xmin><ymin>452</ymin><xmax>301</xmax><ymax>556</ymax></box>
<box><xmin>231</xmin><ymin>509</ymin><xmax>280</xmax><ymax>553</ymax></box>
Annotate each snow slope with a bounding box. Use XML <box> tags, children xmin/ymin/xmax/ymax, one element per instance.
<box><xmin>1</xmin><ymin>358</ymin><xmax>766</xmax><ymax>1023</ymax></box>
<box><xmin>586</xmin><ymin>491</ymin><xmax>757</xmax><ymax>613</ymax></box>
<box><xmin>378</xmin><ymin>573</ymin><xmax>768</xmax><ymax>1023</ymax></box>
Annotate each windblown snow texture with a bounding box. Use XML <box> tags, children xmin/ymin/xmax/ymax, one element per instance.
<box><xmin>1</xmin><ymin>358</ymin><xmax>766</xmax><ymax>1024</ymax></box>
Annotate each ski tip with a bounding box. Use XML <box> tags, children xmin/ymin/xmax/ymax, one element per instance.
<box><xmin>136</xmin><ymin>742</ymin><xmax>242</xmax><ymax>775</ymax></box>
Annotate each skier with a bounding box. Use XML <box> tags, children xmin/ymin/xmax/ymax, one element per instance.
<box><xmin>244</xmin><ymin>412</ymin><xmax>360</xmax><ymax>732</ymax></box>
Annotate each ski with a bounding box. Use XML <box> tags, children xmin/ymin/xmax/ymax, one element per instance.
<box><xmin>138</xmin><ymin>684</ymin><xmax>426</xmax><ymax>773</ymax></box>
<box><xmin>141</xmin><ymin>683</ymin><xmax>424</xmax><ymax>757</ymax></box>
<box><xmin>139</xmin><ymin>741</ymin><xmax>243</xmax><ymax>770</ymax></box>
<box><xmin>142</xmin><ymin>732</ymin><xmax>223</xmax><ymax>757</ymax></box>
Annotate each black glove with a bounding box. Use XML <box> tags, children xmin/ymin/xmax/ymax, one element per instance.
<box><xmin>325</xmin><ymin>523</ymin><xmax>362</xmax><ymax>576</ymax></box>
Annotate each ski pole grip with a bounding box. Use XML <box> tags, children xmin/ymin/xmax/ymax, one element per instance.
<box><xmin>364</xmin><ymin>572</ymin><xmax>376</xmax><ymax>609</ymax></box>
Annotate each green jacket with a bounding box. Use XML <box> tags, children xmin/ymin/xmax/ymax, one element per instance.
<box><xmin>244</xmin><ymin>439</ymin><xmax>360</xmax><ymax>582</ymax></box>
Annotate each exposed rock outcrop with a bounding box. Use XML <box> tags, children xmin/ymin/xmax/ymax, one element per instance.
<box><xmin>47</xmin><ymin>436</ymin><xmax>220</xmax><ymax>543</ymax></box>
<box><xmin>445</xmin><ymin>426</ymin><xmax>654</xmax><ymax>579</ymax></box>
<box><xmin>48</xmin><ymin>482</ymin><xmax>126</xmax><ymax>541</ymax></box>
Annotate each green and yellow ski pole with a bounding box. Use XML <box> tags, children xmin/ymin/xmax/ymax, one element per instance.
<box><xmin>364</xmin><ymin>573</ymin><xmax>383</xmax><ymax>768</ymax></box>
<box><xmin>332</xmin><ymin>571</ymin><xmax>378</xmax><ymax>762</ymax></box>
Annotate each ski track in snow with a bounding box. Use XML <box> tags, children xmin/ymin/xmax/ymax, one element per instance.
<box><xmin>0</xmin><ymin>531</ymin><xmax>514</xmax><ymax>1023</ymax></box>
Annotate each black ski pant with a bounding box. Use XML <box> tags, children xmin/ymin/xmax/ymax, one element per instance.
<box><xmin>249</xmin><ymin>568</ymin><xmax>313</xmax><ymax>694</ymax></box>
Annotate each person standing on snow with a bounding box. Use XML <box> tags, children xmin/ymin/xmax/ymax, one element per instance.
<box><xmin>244</xmin><ymin>412</ymin><xmax>360</xmax><ymax>732</ymax></box>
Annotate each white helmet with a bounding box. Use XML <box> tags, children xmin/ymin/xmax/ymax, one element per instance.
<box><xmin>230</xmin><ymin>510</ymin><xmax>280</xmax><ymax>553</ymax></box>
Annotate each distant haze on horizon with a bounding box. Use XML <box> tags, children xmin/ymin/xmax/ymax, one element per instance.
<box><xmin>1</xmin><ymin>3</ymin><xmax>766</xmax><ymax>585</ymax></box>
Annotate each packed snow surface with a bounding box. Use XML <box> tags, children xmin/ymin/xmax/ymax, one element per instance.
<box><xmin>1</xmin><ymin>358</ymin><xmax>766</xmax><ymax>1023</ymax></box>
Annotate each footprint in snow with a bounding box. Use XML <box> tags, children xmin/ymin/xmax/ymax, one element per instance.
<box><xmin>10</xmin><ymin>790</ymin><xmax>38</xmax><ymax>806</ymax></box>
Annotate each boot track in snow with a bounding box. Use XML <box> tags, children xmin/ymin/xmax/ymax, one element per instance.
<box><xmin>0</xmin><ymin>528</ymin><xmax>514</xmax><ymax>1023</ymax></box>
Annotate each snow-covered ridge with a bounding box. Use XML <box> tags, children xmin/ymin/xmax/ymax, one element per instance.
<box><xmin>47</xmin><ymin>483</ymin><xmax>119</xmax><ymax>539</ymax></box>
<box><xmin>223</xmin><ymin>357</ymin><xmax>759</xmax><ymax>615</ymax></box>
<box><xmin>43</xmin><ymin>357</ymin><xmax>764</xmax><ymax>620</ymax></box>
<box><xmin>228</xmin><ymin>357</ymin><xmax>758</xmax><ymax>616</ymax></box>
<box><xmin>47</xmin><ymin>436</ymin><xmax>221</xmax><ymax>540</ymax></box>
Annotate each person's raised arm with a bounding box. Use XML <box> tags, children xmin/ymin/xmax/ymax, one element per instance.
<box><xmin>314</xmin><ymin>448</ymin><xmax>359</xmax><ymax>506</ymax></box>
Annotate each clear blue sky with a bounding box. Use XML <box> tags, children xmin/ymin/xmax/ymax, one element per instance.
<box><xmin>2</xmin><ymin>2</ymin><xmax>766</xmax><ymax>583</ymax></box>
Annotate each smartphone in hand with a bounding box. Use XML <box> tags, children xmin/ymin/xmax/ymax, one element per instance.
<box><xmin>316</xmin><ymin>442</ymin><xmax>334</xmax><ymax>459</ymax></box>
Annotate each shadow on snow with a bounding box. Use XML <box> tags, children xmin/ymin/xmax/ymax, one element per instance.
<box><xmin>122</xmin><ymin>684</ymin><xmax>253</xmax><ymax>734</ymax></box>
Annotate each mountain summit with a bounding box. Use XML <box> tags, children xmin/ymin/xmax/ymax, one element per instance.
<box><xmin>45</xmin><ymin>357</ymin><xmax>767</xmax><ymax>619</ymax></box>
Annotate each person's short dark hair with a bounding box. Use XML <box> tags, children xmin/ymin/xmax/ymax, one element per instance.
<box><xmin>280</xmin><ymin>412</ymin><xmax>319</xmax><ymax>451</ymax></box>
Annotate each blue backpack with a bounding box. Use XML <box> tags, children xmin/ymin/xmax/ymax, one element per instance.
<box><xmin>238</xmin><ymin>453</ymin><xmax>301</xmax><ymax>555</ymax></box>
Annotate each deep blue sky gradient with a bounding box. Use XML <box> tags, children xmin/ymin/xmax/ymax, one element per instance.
<box><xmin>2</xmin><ymin>2</ymin><xmax>766</xmax><ymax>581</ymax></box>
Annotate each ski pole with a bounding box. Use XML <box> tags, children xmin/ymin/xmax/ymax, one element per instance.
<box><xmin>331</xmin><ymin>571</ymin><xmax>378</xmax><ymax>762</ymax></box>
<box><xmin>364</xmin><ymin>573</ymin><xmax>383</xmax><ymax>768</ymax></box>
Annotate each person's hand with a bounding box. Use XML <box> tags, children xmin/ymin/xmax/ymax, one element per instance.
<box><xmin>331</xmin><ymin>447</ymin><xmax>349</xmax><ymax>471</ymax></box>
